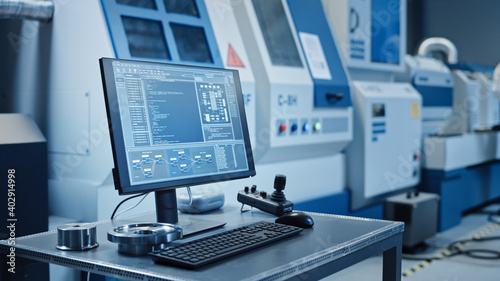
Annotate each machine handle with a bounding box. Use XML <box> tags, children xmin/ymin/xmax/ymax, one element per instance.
<box><xmin>349</xmin><ymin>8</ymin><xmax>359</xmax><ymax>33</ymax></box>
<box><xmin>326</xmin><ymin>93</ymin><xmax>344</xmax><ymax>103</ymax></box>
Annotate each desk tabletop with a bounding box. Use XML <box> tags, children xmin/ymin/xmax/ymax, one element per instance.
<box><xmin>0</xmin><ymin>206</ymin><xmax>403</xmax><ymax>281</ymax></box>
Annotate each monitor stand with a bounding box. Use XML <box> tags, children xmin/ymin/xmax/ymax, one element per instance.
<box><xmin>155</xmin><ymin>189</ymin><xmax>226</xmax><ymax>236</ymax></box>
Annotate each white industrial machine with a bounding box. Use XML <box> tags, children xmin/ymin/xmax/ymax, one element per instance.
<box><xmin>395</xmin><ymin>55</ymin><xmax>454</xmax><ymax>136</ymax></box>
<box><xmin>493</xmin><ymin>62</ymin><xmax>500</xmax><ymax>101</ymax></box>
<box><xmin>323</xmin><ymin>0</ymin><xmax>422</xmax><ymax>210</ymax></box>
<box><xmin>475</xmin><ymin>72</ymin><xmax>500</xmax><ymax>131</ymax></box>
<box><xmin>232</xmin><ymin>0</ymin><xmax>353</xmax><ymax>163</ymax></box>
<box><xmin>447</xmin><ymin>70</ymin><xmax>482</xmax><ymax>134</ymax></box>
<box><xmin>415</xmin><ymin>37</ymin><xmax>499</xmax><ymax>135</ymax></box>
<box><xmin>348</xmin><ymin>81</ymin><xmax>421</xmax><ymax>209</ymax></box>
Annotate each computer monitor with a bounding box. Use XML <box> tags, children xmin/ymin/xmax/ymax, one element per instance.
<box><xmin>100</xmin><ymin>58</ymin><xmax>256</xmax><ymax>231</ymax></box>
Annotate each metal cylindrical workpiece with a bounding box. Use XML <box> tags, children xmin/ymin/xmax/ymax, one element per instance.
<box><xmin>108</xmin><ymin>222</ymin><xmax>183</xmax><ymax>256</ymax></box>
<box><xmin>56</xmin><ymin>223</ymin><xmax>98</xmax><ymax>251</ymax></box>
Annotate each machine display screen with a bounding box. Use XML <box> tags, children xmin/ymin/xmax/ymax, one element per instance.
<box><xmin>170</xmin><ymin>23</ymin><xmax>213</xmax><ymax>63</ymax></box>
<box><xmin>371</xmin><ymin>0</ymin><xmax>400</xmax><ymax>65</ymax></box>
<box><xmin>122</xmin><ymin>16</ymin><xmax>171</xmax><ymax>60</ymax></box>
<box><xmin>252</xmin><ymin>0</ymin><xmax>303</xmax><ymax>67</ymax></box>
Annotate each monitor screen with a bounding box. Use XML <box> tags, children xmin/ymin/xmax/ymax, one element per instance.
<box><xmin>370</xmin><ymin>0</ymin><xmax>400</xmax><ymax>65</ymax></box>
<box><xmin>100</xmin><ymin>58</ymin><xmax>255</xmax><ymax>195</ymax></box>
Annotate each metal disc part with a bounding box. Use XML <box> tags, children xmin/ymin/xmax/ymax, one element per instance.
<box><xmin>56</xmin><ymin>223</ymin><xmax>99</xmax><ymax>251</ymax></box>
<box><xmin>108</xmin><ymin>222</ymin><xmax>183</xmax><ymax>256</ymax></box>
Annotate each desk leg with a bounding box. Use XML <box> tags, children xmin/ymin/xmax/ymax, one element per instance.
<box><xmin>383</xmin><ymin>233</ymin><xmax>402</xmax><ymax>281</ymax></box>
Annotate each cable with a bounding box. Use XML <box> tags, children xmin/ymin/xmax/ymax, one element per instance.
<box><xmin>403</xmin><ymin>217</ymin><xmax>500</xmax><ymax>261</ymax></box>
<box><xmin>446</xmin><ymin>236</ymin><xmax>500</xmax><ymax>260</ymax></box>
<box><xmin>402</xmin><ymin>205</ymin><xmax>500</xmax><ymax>278</ymax></box>
<box><xmin>113</xmin><ymin>193</ymin><xmax>150</xmax><ymax>219</ymax></box>
<box><xmin>402</xmin><ymin>253</ymin><xmax>440</xmax><ymax>261</ymax></box>
<box><xmin>111</xmin><ymin>192</ymin><xmax>149</xmax><ymax>220</ymax></box>
<box><xmin>488</xmin><ymin>213</ymin><xmax>500</xmax><ymax>225</ymax></box>
<box><xmin>186</xmin><ymin>186</ymin><xmax>193</xmax><ymax>205</ymax></box>
<box><xmin>442</xmin><ymin>207</ymin><xmax>500</xmax><ymax>260</ymax></box>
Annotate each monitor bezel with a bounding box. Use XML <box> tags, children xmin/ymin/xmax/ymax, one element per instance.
<box><xmin>100</xmin><ymin>57</ymin><xmax>256</xmax><ymax>195</ymax></box>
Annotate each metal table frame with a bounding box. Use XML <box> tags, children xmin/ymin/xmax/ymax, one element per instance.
<box><xmin>1</xmin><ymin>206</ymin><xmax>403</xmax><ymax>281</ymax></box>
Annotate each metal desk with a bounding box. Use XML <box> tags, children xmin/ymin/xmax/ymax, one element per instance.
<box><xmin>0</xmin><ymin>206</ymin><xmax>403</xmax><ymax>281</ymax></box>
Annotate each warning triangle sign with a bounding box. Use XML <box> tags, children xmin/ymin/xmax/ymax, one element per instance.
<box><xmin>227</xmin><ymin>43</ymin><xmax>245</xmax><ymax>68</ymax></box>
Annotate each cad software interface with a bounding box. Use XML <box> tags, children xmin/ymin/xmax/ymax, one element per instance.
<box><xmin>111</xmin><ymin>60</ymin><xmax>250</xmax><ymax>185</ymax></box>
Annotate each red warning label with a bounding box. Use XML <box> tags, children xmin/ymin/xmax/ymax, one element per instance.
<box><xmin>227</xmin><ymin>43</ymin><xmax>245</xmax><ymax>68</ymax></box>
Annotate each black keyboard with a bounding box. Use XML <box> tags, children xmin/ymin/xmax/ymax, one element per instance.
<box><xmin>149</xmin><ymin>221</ymin><xmax>303</xmax><ymax>269</ymax></box>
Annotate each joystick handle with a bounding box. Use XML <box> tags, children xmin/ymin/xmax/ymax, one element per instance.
<box><xmin>274</xmin><ymin>174</ymin><xmax>286</xmax><ymax>192</ymax></box>
<box><xmin>271</xmin><ymin>175</ymin><xmax>286</xmax><ymax>202</ymax></box>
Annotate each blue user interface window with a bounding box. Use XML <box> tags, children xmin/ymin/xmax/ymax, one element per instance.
<box><xmin>101</xmin><ymin>0</ymin><xmax>222</xmax><ymax>67</ymax></box>
<box><xmin>111</xmin><ymin>60</ymin><xmax>249</xmax><ymax>185</ymax></box>
<box><xmin>371</xmin><ymin>0</ymin><xmax>400</xmax><ymax>65</ymax></box>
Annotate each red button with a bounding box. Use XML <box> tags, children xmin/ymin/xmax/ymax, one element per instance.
<box><xmin>279</xmin><ymin>123</ymin><xmax>287</xmax><ymax>132</ymax></box>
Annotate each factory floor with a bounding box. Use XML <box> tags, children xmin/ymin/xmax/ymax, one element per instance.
<box><xmin>323</xmin><ymin>204</ymin><xmax>500</xmax><ymax>281</ymax></box>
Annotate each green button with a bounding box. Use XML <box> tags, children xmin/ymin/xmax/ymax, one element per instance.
<box><xmin>313</xmin><ymin>122</ymin><xmax>321</xmax><ymax>131</ymax></box>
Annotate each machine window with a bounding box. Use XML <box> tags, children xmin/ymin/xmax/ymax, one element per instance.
<box><xmin>252</xmin><ymin>0</ymin><xmax>303</xmax><ymax>67</ymax></box>
<box><xmin>116</xmin><ymin>0</ymin><xmax>157</xmax><ymax>10</ymax></box>
<box><xmin>122</xmin><ymin>16</ymin><xmax>171</xmax><ymax>60</ymax></box>
<box><xmin>170</xmin><ymin>23</ymin><xmax>213</xmax><ymax>63</ymax></box>
<box><xmin>163</xmin><ymin>0</ymin><xmax>200</xmax><ymax>17</ymax></box>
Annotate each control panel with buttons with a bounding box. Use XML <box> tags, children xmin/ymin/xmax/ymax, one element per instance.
<box><xmin>237</xmin><ymin>175</ymin><xmax>294</xmax><ymax>216</ymax></box>
<box><xmin>277</xmin><ymin>119</ymin><xmax>326</xmax><ymax>135</ymax></box>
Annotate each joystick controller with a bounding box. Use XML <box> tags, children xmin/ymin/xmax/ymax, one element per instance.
<box><xmin>237</xmin><ymin>174</ymin><xmax>293</xmax><ymax>216</ymax></box>
<box><xmin>270</xmin><ymin>174</ymin><xmax>286</xmax><ymax>202</ymax></box>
